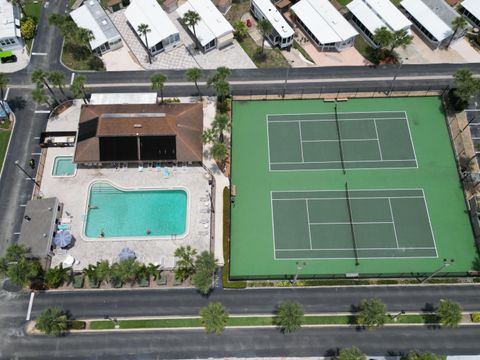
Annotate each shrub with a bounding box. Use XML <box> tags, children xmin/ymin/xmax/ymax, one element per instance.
<box><xmin>200</xmin><ymin>302</ymin><xmax>229</xmax><ymax>335</ymax></box>
<box><xmin>471</xmin><ymin>312</ymin><xmax>480</xmax><ymax>322</ymax></box>
<box><xmin>233</xmin><ymin>21</ymin><xmax>248</xmax><ymax>41</ymax></box>
<box><xmin>44</xmin><ymin>265</ymin><xmax>70</xmax><ymax>289</ymax></box>
<box><xmin>437</xmin><ymin>300</ymin><xmax>462</xmax><ymax>327</ymax></box>
<box><xmin>337</xmin><ymin>346</ymin><xmax>367</xmax><ymax>360</ymax></box>
<box><xmin>21</xmin><ymin>17</ymin><xmax>36</xmax><ymax>40</ymax></box>
<box><xmin>35</xmin><ymin>307</ymin><xmax>68</xmax><ymax>336</ymax></box>
<box><xmin>357</xmin><ymin>298</ymin><xmax>387</xmax><ymax>329</ymax></box>
<box><xmin>69</xmin><ymin>320</ymin><xmax>86</xmax><ymax>330</ymax></box>
<box><xmin>274</xmin><ymin>301</ymin><xmax>304</xmax><ymax>333</ymax></box>
<box><xmin>88</xmin><ymin>56</ymin><xmax>105</xmax><ymax>71</ymax></box>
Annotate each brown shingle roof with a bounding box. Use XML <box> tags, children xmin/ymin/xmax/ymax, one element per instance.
<box><xmin>74</xmin><ymin>103</ymin><xmax>203</xmax><ymax>163</ymax></box>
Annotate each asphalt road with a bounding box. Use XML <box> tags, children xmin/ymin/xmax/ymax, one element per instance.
<box><xmin>2</xmin><ymin>326</ymin><xmax>480</xmax><ymax>359</ymax></box>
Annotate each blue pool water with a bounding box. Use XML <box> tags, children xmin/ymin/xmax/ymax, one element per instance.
<box><xmin>52</xmin><ymin>156</ymin><xmax>76</xmax><ymax>176</ymax></box>
<box><xmin>85</xmin><ymin>182</ymin><xmax>187</xmax><ymax>238</ymax></box>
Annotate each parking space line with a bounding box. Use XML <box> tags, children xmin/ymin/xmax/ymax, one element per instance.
<box><xmin>4</xmin><ymin>87</ymin><xmax>10</xmax><ymax>100</ymax></box>
<box><xmin>26</xmin><ymin>292</ymin><xmax>35</xmax><ymax>321</ymax></box>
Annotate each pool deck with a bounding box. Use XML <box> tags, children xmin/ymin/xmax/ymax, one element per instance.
<box><xmin>40</xmin><ymin>98</ymin><xmax>224</xmax><ymax>270</ymax></box>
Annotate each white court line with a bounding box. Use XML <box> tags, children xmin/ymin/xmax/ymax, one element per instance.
<box><xmin>266</xmin><ymin>117</ymin><xmax>272</xmax><ymax>171</ymax></box>
<box><xmin>273</xmin><ymin>196</ymin><xmax>424</xmax><ymax>201</ymax></box>
<box><xmin>270</xmin><ymin>165</ymin><xmax>419</xmax><ymax>172</ymax></box>
<box><xmin>34</xmin><ymin>110</ymin><xmax>50</xmax><ymax>114</ymax></box>
<box><xmin>26</xmin><ymin>292</ymin><xmax>35</xmax><ymax>321</ymax></box>
<box><xmin>301</xmin><ymin>138</ymin><xmax>379</xmax><ymax>143</ymax></box>
<box><xmin>275</xmin><ymin>255</ymin><xmax>438</xmax><ymax>260</ymax></box>
<box><xmin>420</xmin><ymin>189</ymin><xmax>438</xmax><ymax>257</ymax></box>
<box><xmin>70</xmin><ymin>73</ymin><xmax>76</xmax><ymax>85</ymax></box>
<box><xmin>388</xmin><ymin>198</ymin><xmax>400</xmax><ymax>248</ymax></box>
<box><xmin>305</xmin><ymin>200</ymin><xmax>313</xmax><ymax>250</ymax></box>
<box><xmin>309</xmin><ymin>221</ymin><xmax>394</xmax><ymax>225</ymax></box>
<box><xmin>403</xmin><ymin>111</ymin><xmax>418</xmax><ymax>168</ymax></box>
<box><xmin>271</xmin><ymin>158</ymin><xmax>417</xmax><ymax>164</ymax></box>
<box><xmin>4</xmin><ymin>87</ymin><xmax>10</xmax><ymax>100</ymax></box>
<box><xmin>268</xmin><ymin>117</ymin><xmax>407</xmax><ymax>123</ymax></box>
<box><xmin>298</xmin><ymin>122</ymin><xmax>304</xmax><ymax>162</ymax></box>
<box><xmin>276</xmin><ymin>246</ymin><xmax>436</xmax><ymax>251</ymax></box>
<box><xmin>373</xmin><ymin>119</ymin><xmax>383</xmax><ymax>161</ymax></box>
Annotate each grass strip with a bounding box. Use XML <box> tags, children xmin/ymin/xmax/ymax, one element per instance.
<box><xmin>0</xmin><ymin>130</ymin><xmax>11</xmax><ymax>173</ymax></box>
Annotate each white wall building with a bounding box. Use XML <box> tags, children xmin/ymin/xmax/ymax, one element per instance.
<box><xmin>70</xmin><ymin>0</ymin><xmax>123</xmax><ymax>55</ymax></box>
<box><xmin>460</xmin><ymin>0</ymin><xmax>480</xmax><ymax>28</ymax></box>
<box><xmin>250</xmin><ymin>0</ymin><xmax>294</xmax><ymax>49</ymax></box>
<box><xmin>125</xmin><ymin>0</ymin><xmax>180</xmax><ymax>55</ymax></box>
<box><xmin>177</xmin><ymin>0</ymin><xmax>234</xmax><ymax>52</ymax></box>
<box><xmin>400</xmin><ymin>0</ymin><xmax>471</xmax><ymax>48</ymax></box>
<box><xmin>292</xmin><ymin>0</ymin><xmax>358</xmax><ymax>52</ymax></box>
<box><xmin>0</xmin><ymin>0</ymin><xmax>22</xmax><ymax>51</ymax></box>
<box><xmin>347</xmin><ymin>0</ymin><xmax>411</xmax><ymax>47</ymax></box>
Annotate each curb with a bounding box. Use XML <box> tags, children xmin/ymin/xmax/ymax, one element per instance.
<box><xmin>0</xmin><ymin>112</ymin><xmax>16</xmax><ymax>181</ymax></box>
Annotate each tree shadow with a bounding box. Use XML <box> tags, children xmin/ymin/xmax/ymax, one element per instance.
<box><xmin>472</xmin><ymin>256</ymin><xmax>480</xmax><ymax>271</ymax></box>
<box><xmin>8</xmin><ymin>96</ymin><xmax>27</xmax><ymax>112</ymax></box>
<box><xmin>421</xmin><ymin>303</ymin><xmax>440</xmax><ymax>329</ymax></box>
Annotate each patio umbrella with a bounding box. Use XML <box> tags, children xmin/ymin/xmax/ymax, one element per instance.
<box><xmin>118</xmin><ymin>247</ymin><xmax>136</xmax><ymax>261</ymax></box>
<box><xmin>54</xmin><ymin>230</ymin><xmax>73</xmax><ymax>248</ymax></box>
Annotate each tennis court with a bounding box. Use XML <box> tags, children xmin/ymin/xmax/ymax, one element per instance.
<box><xmin>268</xmin><ymin>111</ymin><xmax>417</xmax><ymax>170</ymax></box>
<box><xmin>272</xmin><ymin>188</ymin><xmax>436</xmax><ymax>260</ymax></box>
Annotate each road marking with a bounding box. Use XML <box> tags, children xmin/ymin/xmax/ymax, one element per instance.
<box><xmin>26</xmin><ymin>292</ymin><xmax>35</xmax><ymax>321</ymax></box>
<box><xmin>4</xmin><ymin>87</ymin><xmax>10</xmax><ymax>100</ymax></box>
<box><xmin>34</xmin><ymin>136</ymin><xmax>40</xmax><ymax>140</ymax></box>
<box><xmin>34</xmin><ymin>110</ymin><xmax>50</xmax><ymax>114</ymax></box>
<box><xmin>20</xmin><ymin>204</ymin><xmax>26</xmax><ymax>207</ymax></box>
<box><xmin>31</xmin><ymin>52</ymin><xmax>48</xmax><ymax>56</ymax></box>
<box><xmin>13</xmin><ymin>232</ymin><xmax>21</xmax><ymax>235</ymax></box>
<box><xmin>71</xmin><ymin>73</ymin><xmax>76</xmax><ymax>85</ymax></box>
<box><xmin>44</xmin><ymin>1</ymin><xmax>49</xmax><ymax>8</ymax></box>
<box><xmin>31</xmin><ymin>152</ymin><xmax>41</xmax><ymax>156</ymax></box>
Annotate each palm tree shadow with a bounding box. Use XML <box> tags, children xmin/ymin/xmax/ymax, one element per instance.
<box><xmin>8</xmin><ymin>96</ymin><xmax>27</xmax><ymax>112</ymax></box>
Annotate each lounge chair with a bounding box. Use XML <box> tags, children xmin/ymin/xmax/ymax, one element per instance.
<box><xmin>163</xmin><ymin>168</ymin><xmax>170</xmax><ymax>179</ymax></box>
<box><xmin>156</xmin><ymin>163</ymin><xmax>161</xmax><ymax>172</ymax></box>
<box><xmin>57</xmin><ymin>224</ymin><xmax>70</xmax><ymax>231</ymax></box>
<box><xmin>200</xmin><ymin>219</ymin><xmax>209</xmax><ymax>224</ymax></box>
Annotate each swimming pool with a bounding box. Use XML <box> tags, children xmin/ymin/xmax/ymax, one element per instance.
<box><xmin>84</xmin><ymin>181</ymin><xmax>188</xmax><ymax>239</ymax></box>
<box><xmin>52</xmin><ymin>156</ymin><xmax>76</xmax><ymax>177</ymax></box>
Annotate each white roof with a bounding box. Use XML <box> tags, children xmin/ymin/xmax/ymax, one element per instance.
<box><xmin>177</xmin><ymin>0</ymin><xmax>233</xmax><ymax>46</ymax></box>
<box><xmin>462</xmin><ymin>0</ymin><xmax>480</xmax><ymax>21</ymax></box>
<box><xmin>90</xmin><ymin>93</ymin><xmax>158</xmax><ymax>104</ymax></box>
<box><xmin>252</xmin><ymin>0</ymin><xmax>294</xmax><ymax>38</ymax></box>
<box><xmin>401</xmin><ymin>0</ymin><xmax>453</xmax><ymax>42</ymax></box>
<box><xmin>70</xmin><ymin>0</ymin><xmax>120</xmax><ymax>50</ymax></box>
<box><xmin>0</xmin><ymin>0</ymin><xmax>20</xmax><ymax>40</ymax></box>
<box><xmin>293</xmin><ymin>0</ymin><xmax>357</xmax><ymax>44</ymax></box>
<box><xmin>348</xmin><ymin>0</ymin><xmax>411</xmax><ymax>32</ymax></box>
<box><xmin>125</xmin><ymin>0</ymin><xmax>179</xmax><ymax>46</ymax></box>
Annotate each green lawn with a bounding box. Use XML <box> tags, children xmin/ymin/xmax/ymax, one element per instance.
<box><xmin>230</xmin><ymin>97</ymin><xmax>478</xmax><ymax>279</ymax></box>
<box><xmin>0</xmin><ymin>130</ymin><xmax>11</xmax><ymax>174</ymax></box>
<box><xmin>24</xmin><ymin>1</ymin><xmax>42</xmax><ymax>22</ymax></box>
<box><xmin>88</xmin><ymin>314</ymin><xmax>443</xmax><ymax>331</ymax></box>
<box><xmin>238</xmin><ymin>36</ymin><xmax>289</xmax><ymax>68</ymax></box>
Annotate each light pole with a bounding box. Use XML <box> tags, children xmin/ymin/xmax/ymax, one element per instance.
<box><xmin>387</xmin><ymin>57</ymin><xmax>408</xmax><ymax>95</ymax></box>
<box><xmin>292</xmin><ymin>261</ymin><xmax>306</xmax><ymax>285</ymax></box>
<box><xmin>282</xmin><ymin>60</ymin><xmax>294</xmax><ymax>98</ymax></box>
<box><xmin>391</xmin><ymin>310</ymin><xmax>405</xmax><ymax>322</ymax></box>
<box><xmin>421</xmin><ymin>258</ymin><xmax>454</xmax><ymax>283</ymax></box>
<box><xmin>14</xmin><ymin>160</ymin><xmax>40</xmax><ymax>187</ymax></box>
<box><xmin>104</xmin><ymin>315</ymin><xmax>120</xmax><ymax>329</ymax></box>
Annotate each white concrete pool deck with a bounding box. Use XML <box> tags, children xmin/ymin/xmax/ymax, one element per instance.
<box><xmin>41</xmin><ymin>98</ymin><xmax>222</xmax><ymax>270</ymax></box>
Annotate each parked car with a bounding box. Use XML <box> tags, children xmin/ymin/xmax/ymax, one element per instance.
<box><xmin>0</xmin><ymin>55</ymin><xmax>17</xmax><ymax>64</ymax></box>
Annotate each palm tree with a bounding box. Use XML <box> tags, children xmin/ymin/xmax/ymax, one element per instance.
<box><xmin>35</xmin><ymin>307</ymin><xmax>68</xmax><ymax>336</ymax></box>
<box><xmin>337</xmin><ymin>346</ymin><xmax>367</xmax><ymax>360</ymax></box>
<box><xmin>75</xmin><ymin>27</ymin><xmax>95</xmax><ymax>48</ymax></box>
<box><xmin>95</xmin><ymin>260</ymin><xmax>110</xmax><ymax>284</ymax></box>
<box><xmin>206</xmin><ymin>66</ymin><xmax>231</xmax><ymax>88</ymax></box>
<box><xmin>31</xmin><ymin>69</ymin><xmax>59</xmax><ymax>105</ymax></box>
<box><xmin>453</xmin><ymin>68</ymin><xmax>480</xmax><ymax>110</ymax></box>
<box><xmin>212</xmin><ymin>79</ymin><xmax>230</xmax><ymax>105</ymax></box>
<box><xmin>211</xmin><ymin>142</ymin><xmax>228</xmax><ymax>165</ymax></box>
<box><xmin>400</xmin><ymin>351</ymin><xmax>445</xmax><ymax>360</ymax></box>
<box><xmin>390</xmin><ymin>29</ymin><xmax>412</xmax><ymax>54</ymax></box>
<box><xmin>373</xmin><ymin>26</ymin><xmax>393</xmax><ymax>50</ymax></box>
<box><xmin>275</xmin><ymin>300</ymin><xmax>304</xmax><ymax>333</ymax></box>
<box><xmin>137</xmin><ymin>23</ymin><xmax>152</xmax><ymax>64</ymax></box>
<box><xmin>145</xmin><ymin>263</ymin><xmax>159</xmax><ymax>280</ymax></box>
<box><xmin>257</xmin><ymin>19</ymin><xmax>272</xmax><ymax>54</ymax></box>
<box><xmin>183</xmin><ymin>10</ymin><xmax>201</xmax><ymax>49</ymax></box>
<box><xmin>436</xmin><ymin>299</ymin><xmax>462</xmax><ymax>327</ymax></box>
<box><xmin>48</xmin><ymin>71</ymin><xmax>67</xmax><ymax>101</ymax></box>
<box><xmin>192</xmin><ymin>251</ymin><xmax>217</xmax><ymax>294</ymax></box>
<box><xmin>0</xmin><ymin>73</ymin><xmax>9</xmax><ymax>116</ymax></box>
<box><xmin>200</xmin><ymin>302</ymin><xmax>229</xmax><ymax>335</ymax></box>
<box><xmin>70</xmin><ymin>75</ymin><xmax>88</xmax><ymax>104</ymax></box>
<box><xmin>32</xmin><ymin>86</ymin><xmax>52</xmax><ymax>107</ymax></box>
<box><xmin>447</xmin><ymin>16</ymin><xmax>468</xmax><ymax>49</ymax></box>
<box><xmin>174</xmin><ymin>245</ymin><xmax>197</xmax><ymax>282</ymax></box>
<box><xmin>212</xmin><ymin>113</ymin><xmax>230</xmax><ymax>143</ymax></box>
<box><xmin>201</xmin><ymin>128</ymin><xmax>216</xmax><ymax>145</ymax></box>
<box><xmin>185</xmin><ymin>67</ymin><xmax>203</xmax><ymax>96</ymax></box>
<box><xmin>357</xmin><ymin>298</ymin><xmax>387</xmax><ymax>329</ymax></box>
<box><xmin>151</xmin><ymin>73</ymin><xmax>167</xmax><ymax>103</ymax></box>
<box><xmin>44</xmin><ymin>264</ymin><xmax>71</xmax><ymax>289</ymax></box>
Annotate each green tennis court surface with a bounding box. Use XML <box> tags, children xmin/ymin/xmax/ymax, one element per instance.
<box><xmin>272</xmin><ymin>189</ymin><xmax>436</xmax><ymax>259</ymax></box>
<box><xmin>230</xmin><ymin>97</ymin><xmax>478</xmax><ymax>279</ymax></box>
<box><xmin>268</xmin><ymin>111</ymin><xmax>417</xmax><ymax>170</ymax></box>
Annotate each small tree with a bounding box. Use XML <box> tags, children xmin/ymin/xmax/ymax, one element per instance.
<box><xmin>357</xmin><ymin>298</ymin><xmax>387</xmax><ymax>329</ymax></box>
<box><xmin>437</xmin><ymin>300</ymin><xmax>462</xmax><ymax>327</ymax></box>
<box><xmin>337</xmin><ymin>346</ymin><xmax>367</xmax><ymax>360</ymax></box>
<box><xmin>389</xmin><ymin>28</ymin><xmax>412</xmax><ymax>53</ymax></box>
<box><xmin>20</xmin><ymin>17</ymin><xmax>36</xmax><ymax>40</ymax></box>
<box><xmin>35</xmin><ymin>307</ymin><xmax>68</xmax><ymax>336</ymax></box>
<box><xmin>174</xmin><ymin>245</ymin><xmax>197</xmax><ymax>282</ymax></box>
<box><xmin>183</xmin><ymin>10</ymin><xmax>201</xmax><ymax>49</ymax></box>
<box><xmin>452</xmin><ymin>68</ymin><xmax>480</xmax><ymax>110</ymax></box>
<box><xmin>257</xmin><ymin>19</ymin><xmax>272</xmax><ymax>54</ymax></box>
<box><xmin>233</xmin><ymin>21</ymin><xmax>248</xmax><ymax>41</ymax></box>
<box><xmin>137</xmin><ymin>23</ymin><xmax>152</xmax><ymax>64</ymax></box>
<box><xmin>447</xmin><ymin>16</ymin><xmax>468</xmax><ymax>49</ymax></box>
<box><xmin>212</xmin><ymin>79</ymin><xmax>230</xmax><ymax>106</ymax></box>
<box><xmin>200</xmin><ymin>302</ymin><xmax>229</xmax><ymax>335</ymax></box>
<box><xmin>48</xmin><ymin>71</ymin><xmax>67</xmax><ymax>101</ymax></box>
<box><xmin>201</xmin><ymin>128</ymin><xmax>217</xmax><ymax>145</ymax></box>
<box><xmin>275</xmin><ymin>300</ymin><xmax>304</xmax><ymax>333</ymax></box>
<box><xmin>185</xmin><ymin>67</ymin><xmax>203</xmax><ymax>96</ymax></box>
<box><xmin>401</xmin><ymin>351</ymin><xmax>446</xmax><ymax>360</ymax></box>
<box><xmin>212</xmin><ymin>113</ymin><xmax>231</xmax><ymax>143</ymax></box>
<box><xmin>211</xmin><ymin>142</ymin><xmax>228</xmax><ymax>165</ymax></box>
<box><xmin>192</xmin><ymin>251</ymin><xmax>217</xmax><ymax>294</ymax></box>
<box><xmin>44</xmin><ymin>264</ymin><xmax>71</xmax><ymax>289</ymax></box>
<box><xmin>373</xmin><ymin>26</ymin><xmax>393</xmax><ymax>50</ymax></box>
<box><xmin>151</xmin><ymin>73</ymin><xmax>167</xmax><ymax>103</ymax></box>
<box><xmin>70</xmin><ymin>75</ymin><xmax>89</xmax><ymax>104</ymax></box>
<box><xmin>5</xmin><ymin>258</ymin><xmax>42</xmax><ymax>287</ymax></box>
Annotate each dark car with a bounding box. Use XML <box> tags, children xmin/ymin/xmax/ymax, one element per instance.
<box><xmin>1</xmin><ymin>55</ymin><xmax>17</xmax><ymax>64</ymax></box>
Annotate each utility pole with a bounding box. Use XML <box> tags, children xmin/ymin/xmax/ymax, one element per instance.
<box><xmin>387</xmin><ymin>58</ymin><xmax>408</xmax><ymax>95</ymax></box>
<box><xmin>421</xmin><ymin>259</ymin><xmax>454</xmax><ymax>283</ymax></box>
<box><xmin>292</xmin><ymin>261</ymin><xmax>306</xmax><ymax>285</ymax></box>
<box><xmin>14</xmin><ymin>160</ymin><xmax>40</xmax><ymax>187</ymax></box>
